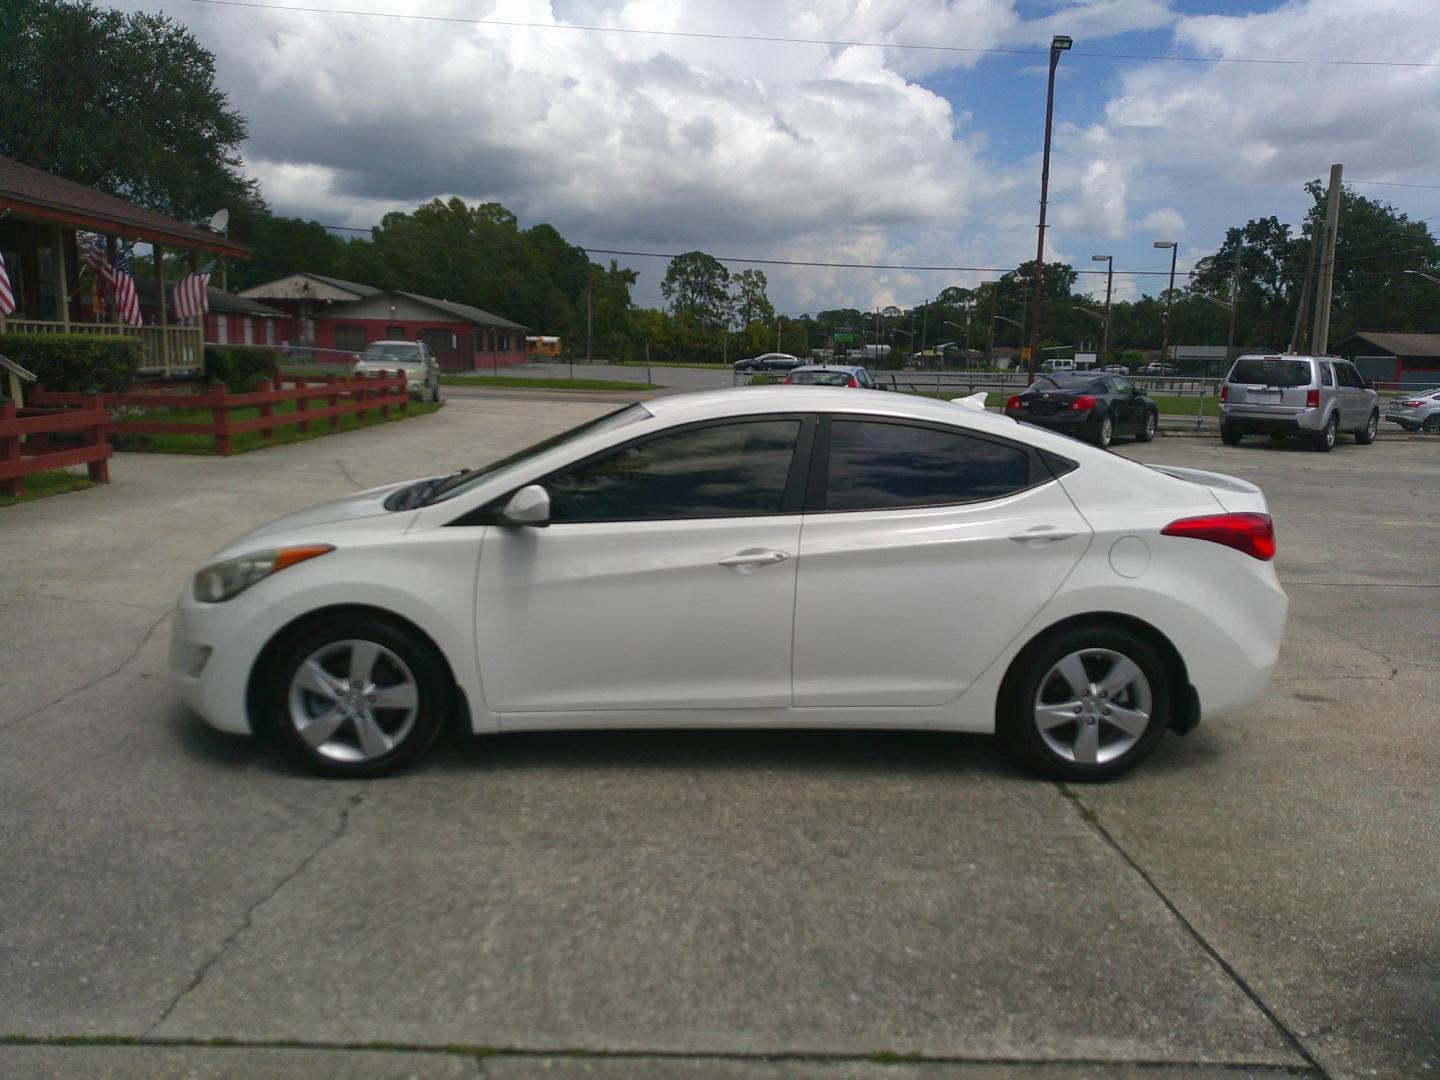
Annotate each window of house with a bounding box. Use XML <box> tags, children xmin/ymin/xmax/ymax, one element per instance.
<box><xmin>545</xmin><ymin>419</ymin><xmax>801</xmax><ymax>522</ymax></box>
<box><xmin>386</xmin><ymin>326</ymin><xmax>405</xmax><ymax>339</ymax></box>
<box><xmin>422</xmin><ymin>329</ymin><xmax>453</xmax><ymax>355</ymax></box>
<box><xmin>215</xmin><ymin>314</ymin><xmax>228</xmax><ymax>344</ymax></box>
<box><xmin>498</xmin><ymin>333</ymin><xmax>509</xmax><ymax>351</ymax></box>
<box><xmin>335</xmin><ymin>325</ymin><xmax>367</xmax><ymax>352</ymax></box>
<box><xmin>822</xmin><ymin>419</ymin><xmax>1032</xmax><ymax>512</ymax></box>
<box><xmin>242</xmin><ymin>317</ymin><xmax>253</xmax><ymax>345</ymax></box>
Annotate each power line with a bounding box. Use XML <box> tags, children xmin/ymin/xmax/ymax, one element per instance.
<box><xmin>1350</xmin><ymin>181</ymin><xmax>1440</xmax><ymax>191</ymax></box>
<box><xmin>180</xmin><ymin>0</ymin><xmax>1440</xmax><ymax>68</ymax></box>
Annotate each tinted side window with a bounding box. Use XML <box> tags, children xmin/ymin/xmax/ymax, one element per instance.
<box><xmin>546</xmin><ymin>419</ymin><xmax>800</xmax><ymax>522</ymax></box>
<box><xmin>1337</xmin><ymin>364</ymin><xmax>1364</xmax><ymax>388</ymax></box>
<box><xmin>823</xmin><ymin>420</ymin><xmax>1031</xmax><ymax>511</ymax></box>
<box><xmin>1321</xmin><ymin>363</ymin><xmax>1334</xmax><ymax>386</ymax></box>
<box><xmin>1112</xmin><ymin>375</ymin><xmax>1135</xmax><ymax>394</ymax></box>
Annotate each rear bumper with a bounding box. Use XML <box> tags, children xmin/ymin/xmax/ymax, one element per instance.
<box><xmin>1220</xmin><ymin>408</ymin><xmax>1321</xmax><ymax>436</ymax></box>
<box><xmin>1005</xmin><ymin>409</ymin><xmax>1098</xmax><ymax>434</ymax></box>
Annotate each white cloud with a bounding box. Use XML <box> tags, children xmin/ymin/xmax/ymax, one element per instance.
<box><xmin>1140</xmin><ymin>208</ymin><xmax>1185</xmax><ymax>239</ymax></box>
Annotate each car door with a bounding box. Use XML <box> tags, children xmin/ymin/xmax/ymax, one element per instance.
<box><xmin>1335</xmin><ymin>362</ymin><xmax>1370</xmax><ymax>427</ymax></box>
<box><xmin>1110</xmin><ymin>375</ymin><xmax>1142</xmax><ymax>431</ymax></box>
<box><xmin>474</xmin><ymin>416</ymin><xmax>811</xmax><ymax>717</ymax></box>
<box><xmin>792</xmin><ymin>416</ymin><xmax>1090</xmax><ymax>708</ymax></box>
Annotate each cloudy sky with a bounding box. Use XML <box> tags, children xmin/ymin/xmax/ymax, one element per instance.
<box><xmin>116</xmin><ymin>0</ymin><xmax>1440</xmax><ymax>314</ymax></box>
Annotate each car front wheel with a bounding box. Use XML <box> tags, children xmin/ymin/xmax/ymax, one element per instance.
<box><xmin>1135</xmin><ymin>410</ymin><xmax>1157</xmax><ymax>443</ymax></box>
<box><xmin>1355</xmin><ymin>410</ymin><xmax>1379</xmax><ymax>445</ymax></box>
<box><xmin>999</xmin><ymin>625</ymin><xmax>1171</xmax><ymax>781</ymax></box>
<box><xmin>265</xmin><ymin>614</ymin><xmax>451</xmax><ymax>777</ymax></box>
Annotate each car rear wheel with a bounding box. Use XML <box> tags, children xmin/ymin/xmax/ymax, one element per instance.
<box><xmin>1135</xmin><ymin>410</ymin><xmax>1157</xmax><ymax>443</ymax></box>
<box><xmin>1423</xmin><ymin>414</ymin><xmax>1440</xmax><ymax>433</ymax></box>
<box><xmin>1221</xmin><ymin>424</ymin><xmax>1243</xmax><ymax>446</ymax></box>
<box><xmin>1094</xmin><ymin>414</ymin><xmax>1114</xmax><ymax>449</ymax></box>
<box><xmin>999</xmin><ymin>625</ymin><xmax>1171</xmax><ymax>781</ymax></box>
<box><xmin>1314</xmin><ymin>413</ymin><xmax>1339</xmax><ymax>452</ymax></box>
<box><xmin>265</xmin><ymin>614</ymin><xmax>451</xmax><ymax>778</ymax></box>
<box><xmin>1355</xmin><ymin>410</ymin><xmax>1379</xmax><ymax>445</ymax></box>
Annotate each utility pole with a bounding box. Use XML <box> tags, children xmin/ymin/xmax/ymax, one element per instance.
<box><xmin>1028</xmin><ymin>35</ymin><xmax>1072</xmax><ymax>382</ymax></box>
<box><xmin>1092</xmin><ymin>254</ymin><xmax>1113</xmax><ymax>360</ymax></box>
<box><xmin>1154</xmin><ymin>240</ymin><xmax>1178</xmax><ymax>360</ymax></box>
<box><xmin>585</xmin><ymin>266</ymin><xmax>593</xmax><ymax>364</ymax></box>
<box><xmin>1226</xmin><ymin>253</ymin><xmax>1240</xmax><ymax>360</ymax></box>
<box><xmin>985</xmin><ymin>283</ymin><xmax>997</xmax><ymax>368</ymax></box>
<box><xmin>1310</xmin><ymin>163</ymin><xmax>1343</xmax><ymax>355</ymax></box>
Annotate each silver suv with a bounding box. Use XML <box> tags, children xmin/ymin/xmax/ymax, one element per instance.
<box><xmin>1220</xmin><ymin>353</ymin><xmax>1379</xmax><ymax>452</ymax></box>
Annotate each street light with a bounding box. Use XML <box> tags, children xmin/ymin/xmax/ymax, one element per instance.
<box><xmin>1027</xmin><ymin>33</ymin><xmax>1072</xmax><ymax>383</ymax></box>
<box><xmin>1404</xmin><ymin>269</ymin><xmax>1440</xmax><ymax>287</ymax></box>
<box><xmin>1091</xmin><ymin>254</ymin><xmax>1113</xmax><ymax>360</ymax></box>
<box><xmin>1153</xmin><ymin>241</ymin><xmax>1178</xmax><ymax>360</ymax></box>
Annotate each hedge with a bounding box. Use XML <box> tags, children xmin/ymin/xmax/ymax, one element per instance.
<box><xmin>0</xmin><ymin>332</ymin><xmax>142</xmax><ymax>393</ymax></box>
<box><xmin>205</xmin><ymin>345</ymin><xmax>278</xmax><ymax>391</ymax></box>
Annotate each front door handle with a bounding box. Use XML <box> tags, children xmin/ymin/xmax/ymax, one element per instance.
<box><xmin>1009</xmin><ymin>525</ymin><xmax>1079</xmax><ymax>545</ymax></box>
<box><xmin>717</xmin><ymin>548</ymin><xmax>791</xmax><ymax>570</ymax></box>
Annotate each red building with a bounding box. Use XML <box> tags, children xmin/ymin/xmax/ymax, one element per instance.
<box><xmin>137</xmin><ymin>280</ymin><xmax>287</xmax><ymax>350</ymax></box>
<box><xmin>235</xmin><ymin>272</ymin><xmax>379</xmax><ymax>350</ymax></box>
<box><xmin>314</xmin><ymin>290</ymin><xmax>527</xmax><ymax>370</ymax></box>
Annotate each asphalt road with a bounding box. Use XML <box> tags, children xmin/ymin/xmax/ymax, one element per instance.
<box><xmin>1</xmin><ymin>398</ymin><xmax>1435</xmax><ymax>1079</ymax></box>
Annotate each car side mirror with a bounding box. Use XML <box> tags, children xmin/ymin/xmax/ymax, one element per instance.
<box><xmin>499</xmin><ymin>484</ymin><xmax>550</xmax><ymax>527</ymax></box>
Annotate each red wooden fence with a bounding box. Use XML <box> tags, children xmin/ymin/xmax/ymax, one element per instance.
<box><xmin>28</xmin><ymin>370</ymin><xmax>409</xmax><ymax>456</ymax></box>
<box><xmin>0</xmin><ymin>394</ymin><xmax>112</xmax><ymax>498</ymax></box>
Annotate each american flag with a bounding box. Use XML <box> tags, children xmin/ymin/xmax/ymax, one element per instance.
<box><xmin>171</xmin><ymin>260</ymin><xmax>215</xmax><ymax>320</ymax></box>
<box><xmin>0</xmin><ymin>250</ymin><xmax>14</xmax><ymax>316</ymax></box>
<box><xmin>84</xmin><ymin>239</ymin><xmax>143</xmax><ymax>326</ymax></box>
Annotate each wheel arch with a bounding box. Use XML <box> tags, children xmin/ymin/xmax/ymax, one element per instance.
<box><xmin>998</xmin><ymin>611</ymin><xmax>1198</xmax><ymax>736</ymax></box>
<box><xmin>245</xmin><ymin>603</ymin><xmax>465</xmax><ymax>736</ymax></box>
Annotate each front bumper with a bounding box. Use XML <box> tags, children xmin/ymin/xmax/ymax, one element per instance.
<box><xmin>170</xmin><ymin>586</ymin><xmax>295</xmax><ymax>736</ymax></box>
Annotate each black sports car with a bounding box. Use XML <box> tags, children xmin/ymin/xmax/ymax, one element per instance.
<box><xmin>1004</xmin><ymin>372</ymin><xmax>1159</xmax><ymax>448</ymax></box>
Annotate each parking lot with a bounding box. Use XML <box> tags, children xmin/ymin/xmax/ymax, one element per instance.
<box><xmin>1</xmin><ymin>396</ymin><xmax>1435</xmax><ymax>1080</ymax></box>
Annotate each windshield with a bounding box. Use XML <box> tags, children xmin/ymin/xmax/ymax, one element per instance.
<box><xmin>421</xmin><ymin>403</ymin><xmax>651</xmax><ymax>505</ymax></box>
<box><xmin>1230</xmin><ymin>357</ymin><xmax>1311</xmax><ymax>387</ymax></box>
<box><xmin>790</xmin><ymin>370</ymin><xmax>852</xmax><ymax>386</ymax></box>
<box><xmin>363</xmin><ymin>344</ymin><xmax>422</xmax><ymax>360</ymax></box>
<box><xmin>1026</xmin><ymin>375</ymin><xmax>1103</xmax><ymax>392</ymax></box>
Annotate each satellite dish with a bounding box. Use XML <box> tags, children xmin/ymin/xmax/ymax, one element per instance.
<box><xmin>208</xmin><ymin>208</ymin><xmax>230</xmax><ymax>234</ymax></box>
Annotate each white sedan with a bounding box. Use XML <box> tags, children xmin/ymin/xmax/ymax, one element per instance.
<box><xmin>171</xmin><ymin>387</ymin><xmax>1288</xmax><ymax>781</ymax></box>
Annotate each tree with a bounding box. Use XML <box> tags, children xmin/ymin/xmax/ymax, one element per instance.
<box><xmin>732</xmin><ymin>268</ymin><xmax>775</xmax><ymax>328</ymax></box>
<box><xmin>661</xmin><ymin>251</ymin><xmax>732</xmax><ymax>326</ymax></box>
<box><xmin>230</xmin><ymin>215</ymin><xmax>349</xmax><ymax>291</ymax></box>
<box><xmin>1</xmin><ymin>0</ymin><xmax>263</xmax><ymax>235</ymax></box>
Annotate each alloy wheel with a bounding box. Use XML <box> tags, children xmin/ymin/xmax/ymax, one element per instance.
<box><xmin>1032</xmin><ymin>648</ymin><xmax>1153</xmax><ymax>766</ymax></box>
<box><xmin>287</xmin><ymin>639</ymin><xmax>420</xmax><ymax>763</ymax></box>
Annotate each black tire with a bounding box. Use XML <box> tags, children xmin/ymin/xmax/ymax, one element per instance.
<box><xmin>1423</xmin><ymin>414</ymin><xmax>1440</xmax><ymax>433</ymax></box>
<box><xmin>1355</xmin><ymin>410</ymin><xmax>1379</xmax><ymax>445</ymax></box>
<box><xmin>998</xmin><ymin>624</ymin><xmax>1172</xmax><ymax>782</ymax></box>
<box><xmin>263</xmin><ymin>613</ymin><xmax>451</xmax><ymax>778</ymax></box>
<box><xmin>1093</xmin><ymin>413</ymin><xmax>1114</xmax><ymax>449</ymax></box>
<box><xmin>1314</xmin><ymin>413</ymin><xmax>1339</xmax><ymax>452</ymax></box>
<box><xmin>1135</xmin><ymin>410</ymin><xmax>1157</xmax><ymax>443</ymax></box>
<box><xmin>1221</xmin><ymin>424</ymin><xmax>1243</xmax><ymax>446</ymax></box>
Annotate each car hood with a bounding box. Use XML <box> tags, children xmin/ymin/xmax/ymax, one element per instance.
<box><xmin>220</xmin><ymin>478</ymin><xmax>421</xmax><ymax>552</ymax></box>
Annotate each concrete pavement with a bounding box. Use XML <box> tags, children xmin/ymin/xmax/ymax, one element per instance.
<box><xmin>1</xmin><ymin>397</ymin><xmax>1435</xmax><ymax>1078</ymax></box>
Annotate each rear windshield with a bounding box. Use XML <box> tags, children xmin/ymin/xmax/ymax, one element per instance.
<box><xmin>1229</xmin><ymin>357</ymin><xmax>1311</xmax><ymax>387</ymax></box>
<box><xmin>790</xmin><ymin>370</ymin><xmax>852</xmax><ymax>385</ymax></box>
<box><xmin>1028</xmin><ymin>374</ymin><xmax>1103</xmax><ymax>391</ymax></box>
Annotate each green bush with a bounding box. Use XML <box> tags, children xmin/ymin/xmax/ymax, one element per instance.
<box><xmin>204</xmin><ymin>345</ymin><xmax>278</xmax><ymax>391</ymax></box>
<box><xmin>0</xmin><ymin>332</ymin><xmax>142</xmax><ymax>393</ymax></box>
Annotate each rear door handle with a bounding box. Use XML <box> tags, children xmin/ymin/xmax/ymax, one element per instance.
<box><xmin>717</xmin><ymin>548</ymin><xmax>791</xmax><ymax>569</ymax></box>
<box><xmin>1009</xmin><ymin>525</ymin><xmax>1079</xmax><ymax>545</ymax></box>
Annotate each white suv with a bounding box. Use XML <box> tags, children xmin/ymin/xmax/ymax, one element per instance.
<box><xmin>353</xmin><ymin>340</ymin><xmax>441</xmax><ymax>403</ymax></box>
<box><xmin>1220</xmin><ymin>353</ymin><xmax>1379</xmax><ymax>452</ymax></box>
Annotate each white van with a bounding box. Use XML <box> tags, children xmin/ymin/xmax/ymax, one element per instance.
<box><xmin>1039</xmin><ymin>358</ymin><xmax>1075</xmax><ymax>374</ymax></box>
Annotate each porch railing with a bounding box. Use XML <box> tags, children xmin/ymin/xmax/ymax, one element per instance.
<box><xmin>0</xmin><ymin>319</ymin><xmax>204</xmax><ymax>376</ymax></box>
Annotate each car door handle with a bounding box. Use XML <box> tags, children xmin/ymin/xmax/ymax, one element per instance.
<box><xmin>717</xmin><ymin>548</ymin><xmax>791</xmax><ymax>569</ymax></box>
<box><xmin>1009</xmin><ymin>525</ymin><xmax>1079</xmax><ymax>545</ymax></box>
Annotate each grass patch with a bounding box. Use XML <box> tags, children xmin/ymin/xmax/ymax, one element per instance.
<box><xmin>440</xmin><ymin>375</ymin><xmax>657</xmax><ymax>391</ymax></box>
<box><xmin>0</xmin><ymin>468</ymin><xmax>98</xmax><ymax>509</ymax></box>
<box><xmin>115</xmin><ymin>399</ymin><xmax>441</xmax><ymax>455</ymax></box>
<box><xmin>1147</xmin><ymin>394</ymin><xmax>1220</xmax><ymax>417</ymax></box>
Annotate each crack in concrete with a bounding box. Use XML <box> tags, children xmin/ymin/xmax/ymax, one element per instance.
<box><xmin>335</xmin><ymin>459</ymin><xmax>367</xmax><ymax>491</ymax></box>
<box><xmin>0</xmin><ymin>1034</ymin><xmax>1326</xmax><ymax>1074</ymax></box>
<box><xmin>1054</xmin><ymin>783</ymin><xmax>1331</xmax><ymax>1080</ymax></box>
<box><xmin>141</xmin><ymin>790</ymin><xmax>368</xmax><ymax>1040</ymax></box>
<box><xmin>0</xmin><ymin>609</ymin><xmax>172</xmax><ymax>735</ymax></box>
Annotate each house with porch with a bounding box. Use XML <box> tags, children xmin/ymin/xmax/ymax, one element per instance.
<box><xmin>0</xmin><ymin>154</ymin><xmax>250</xmax><ymax>376</ymax></box>
<box><xmin>314</xmin><ymin>290</ymin><xmax>527</xmax><ymax>370</ymax></box>
<box><xmin>1331</xmin><ymin>331</ymin><xmax>1440</xmax><ymax>387</ymax></box>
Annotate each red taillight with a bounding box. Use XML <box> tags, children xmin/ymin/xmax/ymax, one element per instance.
<box><xmin>1399</xmin><ymin>399</ymin><xmax>1420</xmax><ymax>407</ymax></box>
<box><xmin>1162</xmin><ymin>513</ymin><xmax>1275</xmax><ymax>561</ymax></box>
<box><xmin>1305</xmin><ymin>389</ymin><xmax>1319</xmax><ymax>408</ymax></box>
<box><xmin>1219</xmin><ymin>385</ymin><xmax>1228</xmax><ymax>403</ymax></box>
<box><xmin>1069</xmin><ymin>395</ymin><xmax>1098</xmax><ymax>412</ymax></box>
<box><xmin>1006</xmin><ymin>395</ymin><xmax>1023</xmax><ymax>410</ymax></box>
<box><xmin>782</xmin><ymin>375</ymin><xmax>791</xmax><ymax>384</ymax></box>
<box><xmin>847</xmin><ymin>375</ymin><xmax>858</xmax><ymax>387</ymax></box>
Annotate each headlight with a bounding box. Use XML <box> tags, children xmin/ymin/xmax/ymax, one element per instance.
<box><xmin>193</xmin><ymin>545</ymin><xmax>333</xmax><ymax>603</ymax></box>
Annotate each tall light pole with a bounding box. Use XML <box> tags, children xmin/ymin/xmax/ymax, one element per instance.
<box><xmin>1153</xmin><ymin>240</ymin><xmax>1178</xmax><ymax>360</ymax></box>
<box><xmin>1091</xmin><ymin>254</ymin><xmax>1113</xmax><ymax>360</ymax></box>
<box><xmin>1027</xmin><ymin>34</ymin><xmax>1072</xmax><ymax>382</ymax></box>
<box><xmin>1405</xmin><ymin>270</ymin><xmax>1440</xmax><ymax>287</ymax></box>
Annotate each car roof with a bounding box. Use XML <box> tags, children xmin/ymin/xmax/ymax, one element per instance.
<box><xmin>367</xmin><ymin>340</ymin><xmax>420</xmax><ymax>347</ymax></box>
<box><xmin>791</xmin><ymin>364</ymin><xmax>864</xmax><ymax>373</ymax></box>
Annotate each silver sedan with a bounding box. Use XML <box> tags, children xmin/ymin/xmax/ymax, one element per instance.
<box><xmin>1385</xmin><ymin>388</ymin><xmax>1440</xmax><ymax>432</ymax></box>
